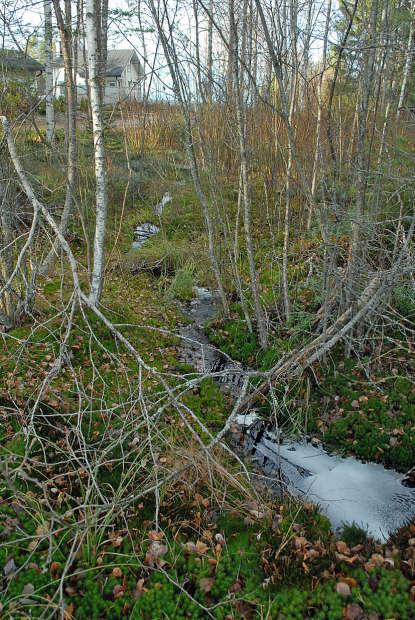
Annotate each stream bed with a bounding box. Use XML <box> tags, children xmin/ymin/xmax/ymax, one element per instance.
<box><xmin>179</xmin><ymin>287</ymin><xmax>415</xmax><ymax>542</ymax></box>
<box><xmin>134</xmin><ymin>223</ymin><xmax>415</xmax><ymax>542</ymax></box>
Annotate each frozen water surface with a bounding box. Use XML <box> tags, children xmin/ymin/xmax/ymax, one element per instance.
<box><xmin>132</xmin><ymin>223</ymin><xmax>160</xmax><ymax>249</ymax></box>
<box><xmin>240</xmin><ymin>417</ymin><xmax>415</xmax><ymax>541</ymax></box>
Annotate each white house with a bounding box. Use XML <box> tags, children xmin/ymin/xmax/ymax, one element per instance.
<box><xmin>53</xmin><ymin>48</ymin><xmax>143</xmax><ymax>105</ymax></box>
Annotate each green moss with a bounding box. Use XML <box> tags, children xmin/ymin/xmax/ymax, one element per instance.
<box><xmin>309</xmin><ymin>363</ymin><xmax>415</xmax><ymax>470</ymax></box>
<box><xmin>183</xmin><ymin>377</ymin><xmax>228</xmax><ymax>432</ymax></box>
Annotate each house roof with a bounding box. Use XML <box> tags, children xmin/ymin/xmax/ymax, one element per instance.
<box><xmin>0</xmin><ymin>49</ymin><xmax>44</xmax><ymax>72</ymax></box>
<box><xmin>106</xmin><ymin>49</ymin><xmax>139</xmax><ymax>77</ymax></box>
<box><xmin>53</xmin><ymin>48</ymin><xmax>140</xmax><ymax>78</ymax></box>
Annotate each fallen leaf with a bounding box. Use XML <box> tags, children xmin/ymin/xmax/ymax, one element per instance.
<box><xmin>22</xmin><ymin>583</ymin><xmax>35</xmax><ymax>596</ymax></box>
<box><xmin>108</xmin><ymin>531</ymin><xmax>124</xmax><ymax>547</ymax></box>
<box><xmin>113</xmin><ymin>584</ymin><xmax>125</xmax><ymax>599</ymax></box>
<box><xmin>3</xmin><ymin>558</ymin><xmax>16</xmax><ymax>577</ymax></box>
<box><xmin>344</xmin><ymin>603</ymin><xmax>364</xmax><ymax>620</ymax></box>
<box><xmin>63</xmin><ymin>603</ymin><xmax>74</xmax><ymax>620</ymax></box>
<box><xmin>148</xmin><ymin>530</ymin><xmax>164</xmax><ymax>541</ymax></box>
<box><xmin>336</xmin><ymin>541</ymin><xmax>350</xmax><ymax>555</ymax></box>
<box><xmin>336</xmin><ymin>553</ymin><xmax>358</xmax><ymax>565</ymax></box>
<box><xmin>132</xmin><ymin>578</ymin><xmax>148</xmax><ymax>599</ymax></box>
<box><xmin>199</xmin><ymin>577</ymin><xmax>215</xmax><ymax>593</ymax></box>
<box><xmin>195</xmin><ymin>540</ymin><xmax>209</xmax><ymax>555</ymax></box>
<box><xmin>341</xmin><ymin>577</ymin><xmax>357</xmax><ymax>588</ymax></box>
<box><xmin>229</xmin><ymin>578</ymin><xmax>244</xmax><ymax>593</ymax></box>
<box><xmin>50</xmin><ymin>561</ymin><xmax>61</xmax><ymax>576</ymax></box>
<box><xmin>112</xmin><ymin>567</ymin><xmax>122</xmax><ymax>578</ymax></box>
<box><xmin>144</xmin><ymin>541</ymin><xmax>168</xmax><ymax>567</ymax></box>
<box><xmin>294</xmin><ymin>536</ymin><xmax>309</xmax><ymax>550</ymax></box>
<box><xmin>336</xmin><ymin>582</ymin><xmax>351</xmax><ymax>597</ymax></box>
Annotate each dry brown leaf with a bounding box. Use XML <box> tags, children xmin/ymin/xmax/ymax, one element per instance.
<box><xmin>50</xmin><ymin>561</ymin><xmax>61</xmax><ymax>577</ymax></box>
<box><xmin>199</xmin><ymin>577</ymin><xmax>215</xmax><ymax>593</ymax></box>
<box><xmin>335</xmin><ymin>541</ymin><xmax>350</xmax><ymax>555</ymax></box>
<box><xmin>112</xmin><ymin>567</ymin><xmax>122</xmax><ymax>578</ymax></box>
<box><xmin>336</xmin><ymin>581</ymin><xmax>351</xmax><ymax>597</ymax></box>
<box><xmin>108</xmin><ymin>531</ymin><xmax>124</xmax><ymax>547</ymax></box>
<box><xmin>63</xmin><ymin>603</ymin><xmax>74</xmax><ymax>620</ymax></box>
<box><xmin>195</xmin><ymin>540</ymin><xmax>209</xmax><ymax>555</ymax></box>
<box><xmin>113</xmin><ymin>584</ymin><xmax>125</xmax><ymax>599</ymax></box>
<box><xmin>344</xmin><ymin>603</ymin><xmax>364</xmax><ymax>620</ymax></box>
<box><xmin>336</xmin><ymin>553</ymin><xmax>358</xmax><ymax>565</ymax></box>
<box><xmin>341</xmin><ymin>577</ymin><xmax>358</xmax><ymax>588</ymax></box>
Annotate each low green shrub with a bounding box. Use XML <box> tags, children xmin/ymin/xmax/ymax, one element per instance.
<box><xmin>165</xmin><ymin>263</ymin><xmax>195</xmax><ymax>301</ymax></box>
<box><xmin>124</xmin><ymin>237</ymin><xmax>197</xmax><ymax>276</ymax></box>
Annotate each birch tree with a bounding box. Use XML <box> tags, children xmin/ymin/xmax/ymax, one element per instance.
<box><xmin>86</xmin><ymin>0</ymin><xmax>108</xmax><ymax>304</ymax></box>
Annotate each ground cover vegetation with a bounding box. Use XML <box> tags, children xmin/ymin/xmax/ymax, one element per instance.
<box><xmin>1</xmin><ymin>0</ymin><xmax>415</xmax><ymax>617</ymax></box>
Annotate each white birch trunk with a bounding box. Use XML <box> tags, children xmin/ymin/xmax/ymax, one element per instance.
<box><xmin>86</xmin><ymin>0</ymin><xmax>108</xmax><ymax>305</ymax></box>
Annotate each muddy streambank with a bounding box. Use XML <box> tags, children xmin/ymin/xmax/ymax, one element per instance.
<box><xmin>133</xmin><ymin>223</ymin><xmax>415</xmax><ymax>542</ymax></box>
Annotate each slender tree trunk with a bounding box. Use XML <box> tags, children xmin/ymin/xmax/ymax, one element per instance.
<box><xmin>348</xmin><ymin>0</ymin><xmax>379</xmax><ymax>297</ymax></box>
<box><xmin>41</xmin><ymin>0</ymin><xmax>77</xmax><ymax>275</ymax></box>
<box><xmin>308</xmin><ymin>0</ymin><xmax>332</xmax><ymax>229</ymax></box>
<box><xmin>44</xmin><ymin>0</ymin><xmax>55</xmax><ymax>144</ymax></box>
<box><xmin>99</xmin><ymin>0</ymin><xmax>108</xmax><ymax>101</ymax></box>
<box><xmin>397</xmin><ymin>1</ymin><xmax>415</xmax><ymax>117</ymax></box>
<box><xmin>148</xmin><ymin>0</ymin><xmax>229</xmax><ymax>315</ymax></box>
<box><xmin>0</xmin><ymin>159</ymin><xmax>15</xmax><ymax>326</ymax></box>
<box><xmin>86</xmin><ymin>0</ymin><xmax>108</xmax><ymax>304</ymax></box>
<box><xmin>193</xmin><ymin>0</ymin><xmax>203</xmax><ymax>100</ymax></box>
<box><xmin>226</xmin><ymin>0</ymin><xmax>235</xmax><ymax>102</ymax></box>
<box><xmin>206</xmin><ymin>0</ymin><xmax>214</xmax><ymax>103</ymax></box>
<box><xmin>230</xmin><ymin>0</ymin><xmax>267</xmax><ymax>346</ymax></box>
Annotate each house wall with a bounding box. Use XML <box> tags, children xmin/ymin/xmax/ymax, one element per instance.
<box><xmin>53</xmin><ymin>66</ymin><xmax>87</xmax><ymax>100</ymax></box>
<box><xmin>52</xmin><ymin>54</ymin><xmax>142</xmax><ymax>104</ymax></box>
<box><xmin>103</xmin><ymin>61</ymin><xmax>141</xmax><ymax>104</ymax></box>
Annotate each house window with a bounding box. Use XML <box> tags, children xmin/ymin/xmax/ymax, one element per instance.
<box><xmin>108</xmin><ymin>81</ymin><xmax>116</xmax><ymax>87</ymax></box>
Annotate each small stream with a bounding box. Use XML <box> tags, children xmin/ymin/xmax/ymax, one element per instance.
<box><xmin>133</xmin><ymin>223</ymin><xmax>415</xmax><ymax>542</ymax></box>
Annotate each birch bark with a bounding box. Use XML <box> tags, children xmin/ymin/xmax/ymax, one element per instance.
<box><xmin>86</xmin><ymin>0</ymin><xmax>108</xmax><ymax>304</ymax></box>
